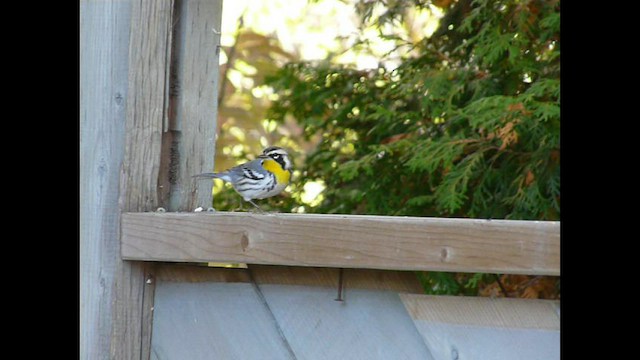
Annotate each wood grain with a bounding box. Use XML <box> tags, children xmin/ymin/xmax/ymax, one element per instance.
<box><xmin>80</xmin><ymin>1</ymin><xmax>131</xmax><ymax>358</ymax></box>
<box><xmin>149</xmin><ymin>281</ymin><xmax>434</xmax><ymax>360</ymax></box>
<box><xmin>112</xmin><ymin>1</ymin><xmax>175</xmax><ymax>359</ymax></box>
<box><xmin>151</xmin><ymin>282</ymin><xmax>297</xmax><ymax>359</ymax></box>
<box><xmin>400</xmin><ymin>294</ymin><xmax>560</xmax><ymax>330</ymax></box>
<box><xmin>257</xmin><ymin>285</ymin><xmax>434</xmax><ymax>359</ymax></box>
<box><xmin>400</xmin><ymin>294</ymin><xmax>560</xmax><ymax>360</ymax></box>
<box><xmin>163</xmin><ymin>0</ymin><xmax>222</xmax><ymax>212</ymax></box>
<box><xmin>111</xmin><ymin>1</ymin><xmax>224</xmax><ymax>357</ymax></box>
<box><xmin>140</xmin><ymin>263</ymin><xmax>157</xmax><ymax>360</ymax></box>
<box><xmin>121</xmin><ymin>212</ymin><xmax>560</xmax><ymax>275</ymax></box>
<box><xmin>119</xmin><ymin>0</ymin><xmax>175</xmax><ymax>213</ymax></box>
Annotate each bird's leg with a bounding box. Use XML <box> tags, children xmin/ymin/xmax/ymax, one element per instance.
<box><xmin>232</xmin><ymin>197</ymin><xmax>245</xmax><ymax>212</ymax></box>
<box><xmin>247</xmin><ymin>199</ymin><xmax>265</xmax><ymax>213</ymax></box>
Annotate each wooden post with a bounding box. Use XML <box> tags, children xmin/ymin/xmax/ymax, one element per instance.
<box><xmin>81</xmin><ymin>0</ymin><xmax>222</xmax><ymax>358</ymax></box>
<box><xmin>111</xmin><ymin>1</ymin><xmax>176</xmax><ymax>358</ymax></box>
<box><xmin>163</xmin><ymin>0</ymin><xmax>221</xmax><ymax>211</ymax></box>
<box><xmin>80</xmin><ymin>1</ymin><xmax>132</xmax><ymax>358</ymax></box>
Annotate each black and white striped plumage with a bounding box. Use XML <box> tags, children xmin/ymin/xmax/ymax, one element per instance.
<box><xmin>194</xmin><ymin>146</ymin><xmax>292</xmax><ymax>209</ymax></box>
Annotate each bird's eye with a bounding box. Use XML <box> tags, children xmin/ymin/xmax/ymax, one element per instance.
<box><xmin>272</xmin><ymin>154</ymin><xmax>280</xmax><ymax>159</ymax></box>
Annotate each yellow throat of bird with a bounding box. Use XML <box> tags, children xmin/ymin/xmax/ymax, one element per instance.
<box><xmin>262</xmin><ymin>159</ymin><xmax>291</xmax><ymax>184</ymax></box>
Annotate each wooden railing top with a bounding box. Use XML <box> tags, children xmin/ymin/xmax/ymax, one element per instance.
<box><xmin>121</xmin><ymin>211</ymin><xmax>559</xmax><ymax>276</ymax></box>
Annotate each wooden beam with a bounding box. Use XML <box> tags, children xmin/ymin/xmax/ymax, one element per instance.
<box><xmin>121</xmin><ymin>212</ymin><xmax>560</xmax><ymax>275</ymax></box>
<box><xmin>112</xmin><ymin>1</ymin><xmax>175</xmax><ymax>359</ymax></box>
<box><xmin>119</xmin><ymin>0</ymin><xmax>175</xmax><ymax>213</ymax></box>
<box><xmin>162</xmin><ymin>0</ymin><xmax>221</xmax><ymax>211</ymax></box>
<box><xmin>112</xmin><ymin>1</ymin><xmax>224</xmax><ymax>357</ymax></box>
<box><xmin>80</xmin><ymin>1</ymin><xmax>132</xmax><ymax>358</ymax></box>
<box><xmin>399</xmin><ymin>294</ymin><xmax>560</xmax><ymax>330</ymax></box>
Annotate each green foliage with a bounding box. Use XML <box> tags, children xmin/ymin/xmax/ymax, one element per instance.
<box><xmin>416</xmin><ymin>271</ymin><xmax>493</xmax><ymax>296</ymax></box>
<box><xmin>263</xmin><ymin>0</ymin><xmax>560</xmax><ymax>296</ymax></box>
<box><xmin>267</xmin><ymin>0</ymin><xmax>560</xmax><ymax>221</ymax></box>
<box><xmin>211</xmin><ymin>26</ymin><xmax>315</xmax><ymax>213</ymax></box>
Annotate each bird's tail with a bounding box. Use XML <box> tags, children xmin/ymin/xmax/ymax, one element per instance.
<box><xmin>193</xmin><ymin>172</ymin><xmax>232</xmax><ymax>182</ymax></box>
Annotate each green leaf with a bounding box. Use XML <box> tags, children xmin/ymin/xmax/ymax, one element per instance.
<box><xmin>404</xmin><ymin>139</ymin><xmax>466</xmax><ymax>173</ymax></box>
<box><xmin>435</xmin><ymin>150</ymin><xmax>485</xmax><ymax>213</ymax></box>
<box><xmin>406</xmin><ymin>195</ymin><xmax>435</xmax><ymax>207</ymax></box>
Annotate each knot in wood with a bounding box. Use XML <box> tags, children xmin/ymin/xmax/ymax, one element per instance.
<box><xmin>440</xmin><ymin>247</ymin><xmax>451</xmax><ymax>262</ymax></box>
<box><xmin>240</xmin><ymin>232</ymin><xmax>249</xmax><ymax>252</ymax></box>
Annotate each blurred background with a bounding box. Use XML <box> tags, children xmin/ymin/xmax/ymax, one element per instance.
<box><xmin>213</xmin><ymin>0</ymin><xmax>446</xmax><ymax>213</ymax></box>
<box><xmin>212</xmin><ymin>0</ymin><xmax>560</xmax><ymax>299</ymax></box>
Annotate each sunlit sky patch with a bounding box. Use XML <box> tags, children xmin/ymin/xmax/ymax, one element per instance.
<box><xmin>220</xmin><ymin>0</ymin><xmax>443</xmax><ymax>70</ymax></box>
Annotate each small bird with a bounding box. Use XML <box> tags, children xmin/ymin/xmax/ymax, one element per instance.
<box><xmin>194</xmin><ymin>146</ymin><xmax>293</xmax><ymax>211</ymax></box>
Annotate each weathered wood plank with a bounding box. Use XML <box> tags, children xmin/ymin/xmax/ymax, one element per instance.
<box><xmin>80</xmin><ymin>1</ymin><xmax>131</xmax><ymax>358</ymax></box>
<box><xmin>399</xmin><ymin>294</ymin><xmax>560</xmax><ymax>330</ymax></box>
<box><xmin>150</xmin><ymin>280</ymin><xmax>433</xmax><ymax>360</ymax></box>
<box><xmin>119</xmin><ymin>0</ymin><xmax>175</xmax><ymax>213</ymax></box>
<box><xmin>162</xmin><ymin>0</ymin><xmax>222</xmax><ymax>211</ymax></box>
<box><xmin>140</xmin><ymin>263</ymin><xmax>157</xmax><ymax>360</ymax></box>
<box><xmin>400</xmin><ymin>294</ymin><xmax>560</xmax><ymax>360</ymax></box>
<box><xmin>112</xmin><ymin>1</ymin><xmax>175</xmax><ymax>359</ymax></box>
<box><xmin>259</xmin><ymin>285</ymin><xmax>435</xmax><ymax>360</ymax></box>
<box><xmin>121</xmin><ymin>212</ymin><xmax>560</xmax><ymax>275</ymax></box>
<box><xmin>150</xmin><ymin>282</ymin><xmax>296</xmax><ymax>359</ymax></box>
<box><xmin>83</xmin><ymin>0</ymin><xmax>223</xmax><ymax>358</ymax></box>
